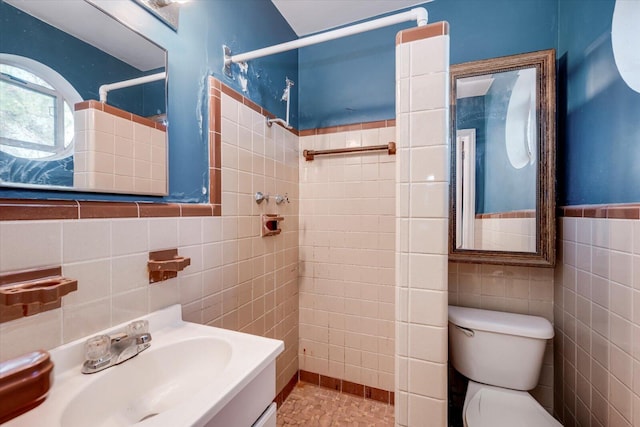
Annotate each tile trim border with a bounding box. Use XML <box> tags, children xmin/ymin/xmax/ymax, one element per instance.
<box><xmin>75</xmin><ymin>100</ymin><xmax>166</xmax><ymax>131</ymax></box>
<box><xmin>299</xmin><ymin>119</ymin><xmax>396</xmax><ymax>137</ymax></box>
<box><xmin>0</xmin><ymin>199</ymin><xmax>215</xmax><ymax>221</ymax></box>
<box><xmin>396</xmin><ymin>21</ymin><xmax>449</xmax><ymax>45</ymax></box>
<box><xmin>298</xmin><ymin>369</ymin><xmax>395</xmax><ymax>405</ymax></box>
<box><xmin>208</xmin><ymin>78</ymin><xmax>222</xmax><ymax>209</ymax></box>
<box><xmin>274</xmin><ymin>371</ymin><xmax>299</xmax><ymax>408</ymax></box>
<box><xmin>12</xmin><ymin>198</ymin><xmax>637</xmax><ymax>222</ymax></box>
<box><xmin>560</xmin><ymin>204</ymin><xmax>640</xmax><ymax>219</ymax></box>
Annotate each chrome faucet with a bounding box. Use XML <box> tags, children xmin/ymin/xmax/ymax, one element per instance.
<box><xmin>81</xmin><ymin>320</ymin><xmax>152</xmax><ymax>374</ymax></box>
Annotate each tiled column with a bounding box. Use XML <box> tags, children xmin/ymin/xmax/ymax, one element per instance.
<box><xmin>395</xmin><ymin>22</ymin><xmax>450</xmax><ymax>427</ymax></box>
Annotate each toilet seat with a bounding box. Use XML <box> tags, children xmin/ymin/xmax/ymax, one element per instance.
<box><xmin>463</xmin><ymin>382</ymin><xmax>562</xmax><ymax>427</ymax></box>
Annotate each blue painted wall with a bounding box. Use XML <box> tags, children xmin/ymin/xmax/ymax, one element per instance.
<box><xmin>298</xmin><ymin>0</ymin><xmax>558</xmax><ymax>130</ymax></box>
<box><xmin>558</xmin><ymin>0</ymin><xmax>640</xmax><ymax>205</ymax></box>
<box><xmin>6</xmin><ymin>0</ymin><xmax>638</xmax><ymax>206</ymax></box>
<box><xmin>0</xmin><ymin>0</ymin><xmax>297</xmax><ymax>202</ymax></box>
<box><xmin>298</xmin><ymin>0</ymin><xmax>640</xmax><ymax>206</ymax></box>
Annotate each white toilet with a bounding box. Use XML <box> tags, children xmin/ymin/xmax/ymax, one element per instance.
<box><xmin>448</xmin><ymin>305</ymin><xmax>562</xmax><ymax>427</ymax></box>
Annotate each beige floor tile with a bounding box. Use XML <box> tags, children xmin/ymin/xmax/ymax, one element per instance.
<box><xmin>277</xmin><ymin>382</ymin><xmax>395</xmax><ymax>426</ymax></box>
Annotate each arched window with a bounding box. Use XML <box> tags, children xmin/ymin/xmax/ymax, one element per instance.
<box><xmin>0</xmin><ymin>54</ymin><xmax>82</xmax><ymax>160</ymax></box>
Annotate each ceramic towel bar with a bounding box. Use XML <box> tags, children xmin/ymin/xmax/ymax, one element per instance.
<box><xmin>303</xmin><ymin>141</ymin><xmax>396</xmax><ymax>161</ymax></box>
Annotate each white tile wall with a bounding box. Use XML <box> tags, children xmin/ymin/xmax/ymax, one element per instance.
<box><xmin>215</xmin><ymin>91</ymin><xmax>300</xmax><ymax>392</ymax></box>
<box><xmin>298</xmin><ymin>126</ymin><xmax>396</xmax><ymax>391</ymax></box>
<box><xmin>73</xmin><ymin>108</ymin><xmax>166</xmax><ymax>195</ymax></box>
<box><xmin>395</xmin><ymin>33</ymin><xmax>450</xmax><ymax>427</ymax></box>
<box><xmin>555</xmin><ymin>217</ymin><xmax>640</xmax><ymax>427</ymax></box>
<box><xmin>0</xmin><ymin>90</ymin><xmax>299</xmax><ymax>397</ymax></box>
<box><xmin>0</xmin><ymin>216</ymin><xmax>220</xmax><ymax>359</ymax></box>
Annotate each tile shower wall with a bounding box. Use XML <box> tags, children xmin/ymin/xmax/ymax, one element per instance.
<box><xmin>298</xmin><ymin>125</ymin><xmax>397</xmax><ymax>393</ymax></box>
<box><xmin>395</xmin><ymin>23</ymin><xmax>450</xmax><ymax>427</ymax></box>
<box><xmin>218</xmin><ymin>86</ymin><xmax>300</xmax><ymax>393</ymax></box>
<box><xmin>554</xmin><ymin>214</ymin><xmax>640</xmax><ymax>427</ymax></box>
<box><xmin>0</xmin><ymin>85</ymin><xmax>299</xmax><ymax>397</ymax></box>
<box><xmin>448</xmin><ymin>262</ymin><xmax>555</xmax><ymax>413</ymax></box>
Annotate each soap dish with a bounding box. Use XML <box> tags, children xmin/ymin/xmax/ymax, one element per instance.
<box><xmin>0</xmin><ymin>267</ymin><xmax>78</xmax><ymax>323</ymax></box>
<box><xmin>0</xmin><ymin>350</ymin><xmax>54</xmax><ymax>424</ymax></box>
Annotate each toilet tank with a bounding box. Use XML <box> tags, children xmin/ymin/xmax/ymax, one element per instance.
<box><xmin>448</xmin><ymin>306</ymin><xmax>553</xmax><ymax>391</ymax></box>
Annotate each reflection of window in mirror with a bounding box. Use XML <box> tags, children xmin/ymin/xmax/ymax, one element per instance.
<box><xmin>0</xmin><ymin>55</ymin><xmax>81</xmax><ymax>160</ymax></box>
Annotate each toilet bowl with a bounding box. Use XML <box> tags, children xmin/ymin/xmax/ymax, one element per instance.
<box><xmin>463</xmin><ymin>381</ymin><xmax>561</xmax><ymax>427</ymax></box>
<box><xmin>448</xmin><ymin>306</ymin><xmax>562</xmax><ymax>427</ymax></box>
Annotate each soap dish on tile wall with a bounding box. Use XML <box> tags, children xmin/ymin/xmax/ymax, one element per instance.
<box><xmin>261</xmin><ymin>214</ymin><xmax>284</xmax><ymax>237</ymax></box>
<box><xmin>0</xmin><ymin>267</ymin><xmax>78</xmax><ymax>323</ymax></box>
<box><xmin>148</xmin><ymin>249</ymin><xmax>191</xmax><ymax>283</ymax></box>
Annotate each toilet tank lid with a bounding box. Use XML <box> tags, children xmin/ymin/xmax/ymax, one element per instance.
<box><xmin>448</xmin><ymin>306</ymin><xmax>554</xmax><ymax>339</ymax></box>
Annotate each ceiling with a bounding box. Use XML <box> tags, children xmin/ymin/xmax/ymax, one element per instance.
<box><xmin>270</xmin><ymin>0</ymin><xmax>430</xmax><ymax>36</ymax></box>
<box><xmin>6</xmin><ymin>0</ymin><xmax>165</xmax><ymax>71</ymax></box>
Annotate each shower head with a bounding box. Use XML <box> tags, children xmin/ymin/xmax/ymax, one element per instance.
<box><xmin>281</xmin><ymin>78</ymin><xmax>295</xmax><ymax>102</ymax></box>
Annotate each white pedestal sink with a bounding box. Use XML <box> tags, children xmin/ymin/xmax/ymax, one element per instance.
<box><xmin>5</xmin><ymin>305</ymin><xmax>284</xmax><ymax>427</ymax></box>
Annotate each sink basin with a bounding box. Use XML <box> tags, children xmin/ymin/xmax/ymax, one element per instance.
<box><xmin>62</xmin><ymin>337</ymin><xmax>232</xmax><ymax>426</ymax></box>
<box><xmin>5</xmin><ymin>305</ymin><xmax>284</xmax><ymax>427</ymax></box>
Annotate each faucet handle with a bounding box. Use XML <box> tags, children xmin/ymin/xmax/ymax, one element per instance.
<box><xmin>127</xmin><ymin>320</ymin><xmax>149</xmax><ymax>336</ymax></box>
<box><xmin>275</xmin><ymin>193</ymin><xmax>289</xmax><ymax>205</ymax></box>
<box><xmin>255</xmin><ymin>192</ymin><xmax>269</xmax><ymax>204</ymax></box>
<box><xmin>128</xmin><ymin>320</ymin><xmax>151</xmax><ymax>346</ymax></box>
<box><xmin>85</xmin><ymin>335</ymin><xmax>110</xmax><ymax>361</ymax></box>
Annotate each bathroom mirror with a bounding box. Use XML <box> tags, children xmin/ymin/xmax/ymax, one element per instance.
<box><xmin>449</xmin><ymin>49</ymin><xmax>556</xmax><ymax>267</ymax></box>
<box><xmin>0</xmin><ymin>0</ymin><xmax>168</xmax><ymax>196</ymax></box>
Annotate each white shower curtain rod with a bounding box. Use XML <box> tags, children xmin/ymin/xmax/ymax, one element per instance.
<box><xmin>224</xmin><ymin>7</ymin><xmax>428</xmax><ymax>66</ymax></box>
<box><xmin>99</xmin><ymin>72</ymin><xmax>166</xmax><ymax>103</ymax></box>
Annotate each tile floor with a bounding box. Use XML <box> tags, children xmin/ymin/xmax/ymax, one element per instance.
<box><xmin>277</xmin><ymin>382</ymin><xmax>395</xmax><ymax>426</ymax></box>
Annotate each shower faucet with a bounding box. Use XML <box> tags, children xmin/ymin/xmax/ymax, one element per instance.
<box><xmin>255</xmin><ymin>192</ymin><xmax>289</xmax><ymax>205</ymax></box>
<box><xmin>255</xmin><ymin>192</ymin><xmax>269</xmax><ymax>204</ymax></box>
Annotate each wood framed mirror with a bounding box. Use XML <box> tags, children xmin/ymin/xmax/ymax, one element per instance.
<box><xmin>449</xmin><ymin>49</ymin><xmax>556</xmax><ymax>267</ymax></box>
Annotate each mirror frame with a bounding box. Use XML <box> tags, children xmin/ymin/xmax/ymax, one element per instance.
<box><xmin>448</xmin><ymin>49</ymin><xmax>556</xmax><ymax>267</ymax></box>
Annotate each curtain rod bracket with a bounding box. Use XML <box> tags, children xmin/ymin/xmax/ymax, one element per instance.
<box><xmin>223</xmin><ymin>45</ymin><xmax>232</xmax><ymax>77</ymax></box>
